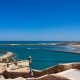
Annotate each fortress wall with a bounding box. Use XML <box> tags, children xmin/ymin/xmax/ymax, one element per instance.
<box><xmin>33</xmin><ymin>63</ymin><xmax>80</xmax><ymax>78</ymax></box>
<box><xmin>1</xmin><ymin>63</ymin><xmax>80</xmax><ymax>79</ymax></box>
<box><xmin>2</xmin><ymin>71</ymin><xmax>30</xmax><ymax>79</ymax></box>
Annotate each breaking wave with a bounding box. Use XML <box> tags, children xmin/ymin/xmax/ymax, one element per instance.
<box><xmin>0</xmin><ymin>43</ymin><xmax>57</xmax><ymax>46</ymax></box>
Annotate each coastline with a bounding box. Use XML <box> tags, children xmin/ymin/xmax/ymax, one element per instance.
<box><xmin>0</xmin><ymin>62</ymin><xmax>80</xmax><ymax>80</ymax></box>
<box><xmin>0</xmin><ymin>41</ymin><xmax>80</xmax><ymax>79</ymax></box>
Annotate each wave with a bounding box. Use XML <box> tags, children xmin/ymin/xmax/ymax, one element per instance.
<box><xmin>26</xmin><ymin>48</ymin><xmax>43</xmax><ymax>50</ymax></box>
<box><xmin>65</xmin><ymin>46</ymin><xmax>75</xmax><ymax>50</ymax></box>
<box><xmin>0</xmin><ymin>43</ymin><xmax>57</xmax><ymax>46</ymax></box>
<box><xmin>0</xmin><ymin>44</ymin><xmax>21</xmax><ymax>46</ymax></box>
<box><xmin>27</xmin><ymin>48</ymin><xmax>35</xmax><ymax>50</ymax></box>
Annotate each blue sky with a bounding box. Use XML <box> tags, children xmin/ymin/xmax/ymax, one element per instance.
<box><xmin>0</xmin><ymin>0</ymin><xmax>80</xmax><ymax>41</ymax></box>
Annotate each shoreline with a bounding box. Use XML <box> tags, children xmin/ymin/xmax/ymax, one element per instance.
<box><xmin>0</xmin><ymin>51</ymin><xmax>80</xmax><ymax>79</ymax></box>
<box><xmin>0</xmin><ymin>62</ymin><xmax>80</xmax><ymax>80</ymax></box>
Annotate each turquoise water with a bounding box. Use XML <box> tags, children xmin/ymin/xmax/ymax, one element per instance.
<box><xmin>0</xmin><ymin>41</ymin><xmax>80</xmax><ymax>70</ymax></box>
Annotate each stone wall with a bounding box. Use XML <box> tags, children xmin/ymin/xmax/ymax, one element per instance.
<box><xmin>2</xmin><ymin>70</ymin><xmax>30</xmax><ymax>79</ymax></box>
<box><xmin>33</xmin><ymin>64</ymin><xmax>72</xmax><ymax>77</ymax></box>
<box><xmin>33</xmin><ymin>63</ymin><xmax>80</xmax><ymax>78</ymax></box>
<box><xmin>1</xmin><ymin>63</ymin><xmax>80</xmax><ymax>79</ymax></box>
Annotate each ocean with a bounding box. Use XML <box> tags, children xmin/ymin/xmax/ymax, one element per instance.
<box><xmin>0</xmin><ymin>41</ymin><xmax>80</xmax><ymax>70</ymax></box>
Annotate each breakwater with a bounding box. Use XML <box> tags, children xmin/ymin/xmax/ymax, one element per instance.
<box><xmin>46</xmin><ymin>49</ymin><xmax>80</xmax><ymax>54</ymax></box>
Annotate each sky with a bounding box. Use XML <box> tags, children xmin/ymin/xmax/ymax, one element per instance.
<box><xmin>0</xmin><ymin>0</ymin><xmax>80</xmax><ymax>41</ymax></box>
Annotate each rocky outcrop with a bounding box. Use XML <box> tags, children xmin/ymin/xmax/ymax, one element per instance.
<box><xmin>0</xmin><ymin>52</ymin><xmax>15</xmax><ymax>62</ymax></box>
<box><xmin>0</xmin><ymin>60</ymin><xmax>30</xmax><ymax>79</ymax></box>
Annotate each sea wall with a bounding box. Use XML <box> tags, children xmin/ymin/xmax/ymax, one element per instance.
<box><xmin>32</xmin><ymin>63</ymin><xmax>80</xmax><ymax>77</ymax></box>
<box><xmin>1</xmin><ymin>63</ymin><xmax>80</xmax><ymax>79</ymax></box>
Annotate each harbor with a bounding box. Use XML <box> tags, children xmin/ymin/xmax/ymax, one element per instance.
<box><xmin>0</xmin><ymin>51</ymin><xmax>80</xmax><ymax>80</ymax></box>
<box><xmin>0</xmin><ymin>41</ymin><xmax>80</xmax><ymax>80</ymax></box>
